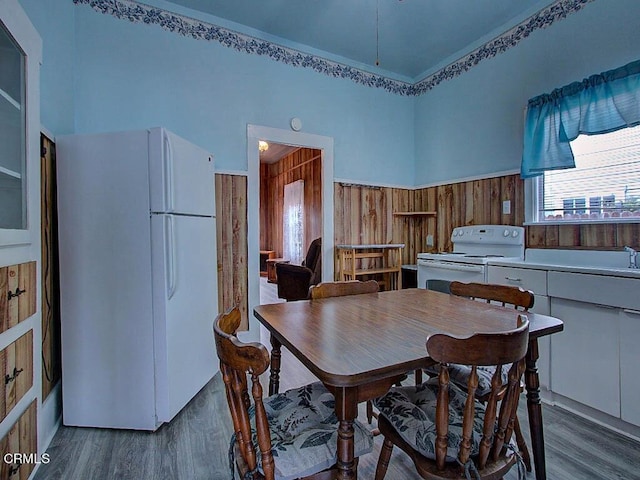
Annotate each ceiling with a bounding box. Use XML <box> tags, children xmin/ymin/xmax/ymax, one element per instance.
<box><xmin>260</xmin><ymin>143</ymin><xmax>300</xmax><ymax>164</ymax></box>
<box><xmin>164</xmin><ymin>0</ymin><xmax>555</xmax><ymax>81</ymax></box>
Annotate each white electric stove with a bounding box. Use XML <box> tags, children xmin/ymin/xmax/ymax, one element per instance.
<box><xmin>417</xmin><ymin>225</ymin><xmax>525</xmax><ymax>288</ymax></box>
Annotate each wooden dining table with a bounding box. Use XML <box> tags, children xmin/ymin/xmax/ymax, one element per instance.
<box><xmin>254</xmin><ymin>288</ymin><xmax>563</xmax><ymax>480</ymax></box>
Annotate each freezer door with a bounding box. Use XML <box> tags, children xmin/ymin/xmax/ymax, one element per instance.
<box><xmin>148</xmin><ymin>128</ymin><xmax>215</xmax><ymax>216</ymax></box>
<box><xmin>151</xmin><ymin>214</ymin><xmax>219</xmax><ymax>423</ymax></box>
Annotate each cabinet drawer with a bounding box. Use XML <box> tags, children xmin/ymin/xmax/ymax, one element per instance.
<box><xmin>0</xmin><ymin>400</ymin><xmax>37</xmax><ymax>480</ymax></box>
<box><xmin>548</xmin><ymin>271</ymin><xmax>640</xmax><ymax>310</ymax></box>
<box><xmin>487</xmin><ymin>266</ymin><xmax>547</xmax><ymax>295</ymax></box>
<box><xmin>0</xmin><ymin>331</ymin><xmax>33</xmax><ymax>424</ymax></box>
<box><xmin>0</xmin><ymin>262</ymin><xmax>37</xmax><ymax>333</ymax></box>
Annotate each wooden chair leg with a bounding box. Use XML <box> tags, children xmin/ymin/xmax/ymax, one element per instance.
<box><xmin>367</xmin><ymin>400</ymin><xmax>374</xmax><ymax>424</ymax></box>
<box><xmin>514</xmin><ymin>415</ymin><xmax>532</xmax><ymax>472</ymax></box>
<box><xmin>375</xmin><ymin>438</ymin><xmax>394</xmax><ymax>480</ymax></box>
<box><xmin>414</xmin><ymin>368</ymin><xmax>423</xmax><ymax>386</ymax></box>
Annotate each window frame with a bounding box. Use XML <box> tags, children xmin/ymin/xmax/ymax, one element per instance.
<box><xmin>525</xmin><ymin>174</ymin><xmax>640</xmax><ymax>226</ymax></box>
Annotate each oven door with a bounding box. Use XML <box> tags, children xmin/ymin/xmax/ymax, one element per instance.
<box><xmin>417</xmin><ymin>259</ymin><xmax>486</xmax><ymax>289</ymax></box>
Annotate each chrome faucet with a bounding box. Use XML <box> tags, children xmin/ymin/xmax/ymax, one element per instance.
<box><xmin>624</xmin><ymin>246</ymin><xmax>638</xmax><ymax>269</ymax></box>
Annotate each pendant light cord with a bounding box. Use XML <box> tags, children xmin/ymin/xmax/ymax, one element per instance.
<box><xmin>376</xmin><ymin>0</ymin><xmax>380</xmax><ymax>66</ymax></box>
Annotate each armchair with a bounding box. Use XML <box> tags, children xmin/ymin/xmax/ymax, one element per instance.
<box><xmin>276</xmin><ymin>238</ymin><xmax>322</xmax><ymax>301</ymax></box>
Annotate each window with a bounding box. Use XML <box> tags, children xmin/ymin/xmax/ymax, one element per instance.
<box><xmin>283</xmin><ymin>180</ymin><xmax>305</xmax><ymax>264</ymax></box>
<box><xmin>527</xmin><ymin>124</ymin><xmax>640</xmax><ymax>223</ymax></box>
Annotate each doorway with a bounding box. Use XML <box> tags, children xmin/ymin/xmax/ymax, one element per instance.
<box><xmin>258</xmin><ymin>144</ymin><xmax>322</xmax><ymax>304</ymax></box>
<box><xmin>247</xmin><ymin>125</ymin><xmax>334</xmax><ymax>340</ymax></box>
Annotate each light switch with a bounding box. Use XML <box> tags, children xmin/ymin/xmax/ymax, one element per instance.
<box><xmin>426</xmin><ymin>234</ymin><xmax>434</xmax><ymax>247</ymax></box>
<box><xmin>502</xmin><ymin>200</ymin><xmax>511</xmax><ymax>215</ymax></box>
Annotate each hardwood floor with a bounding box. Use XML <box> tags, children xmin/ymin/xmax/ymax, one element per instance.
<box><xmin>35</xmin><ymin>281</ymin><xmax>640</xmax><ymax>479</ymax></box>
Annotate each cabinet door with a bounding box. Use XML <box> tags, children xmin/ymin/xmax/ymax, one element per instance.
<box><xmin>1</xmin><ymin>330</ymin><xmax>33</xmax><ymax>423</ymax></box>
<box><xmin>0</xmin><ymin>400</ymin><xmax>37</xmax><ymax>480</ymax></box>
<box><xmin>487</xmin><ymin>266</ymin><xmax>551</xmax><ymax>390</ymax></box>
<box><xmin>620</xmin><ymin>309</ymin><xmax>640</xmax><ymax>426</ymax></box>
<box><xmin>0</xmin><ymin>262</ymin><xmax>36</xmax><ymax>333</ymax></box>
<box><xmin>550</xmin><ymin>298</ymin><xmax>620</xmax><ymax>417</ymax></box>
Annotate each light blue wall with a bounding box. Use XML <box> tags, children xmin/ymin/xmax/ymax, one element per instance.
<box><xmin>414</xmin><ymin>0</ymin><xmax>640</xmax><ymax>186</ymax></box>
<box><xmin>19</xmin><ymin>0</ymin><xmax>640</xmax><ymax>186</ymax></box>
<box><xmin>70</xmin><ymin>3</ymin><xmax>415</xmax><ymax>185</ymax></box>
<box><xmin>19</xmin><ymin>0</ymin><xmax>75</xmax><ymax>136</ymax></box>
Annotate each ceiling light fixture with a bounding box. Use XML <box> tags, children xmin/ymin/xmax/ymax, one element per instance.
<box><xmin>258</xmin><ymin>140</ymin><xmax>269</xmax><ymax>152</ymax></box>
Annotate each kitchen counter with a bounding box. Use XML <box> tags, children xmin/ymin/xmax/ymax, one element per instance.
<box><xmin>488</xmin><ymin>248</ymin><xmax>640</xmax><ymax>279</ymax></box>
<box><xmin>488</xmin><ymin>250</ymin><xmax>640</xmax><ymax>438</ymax></box>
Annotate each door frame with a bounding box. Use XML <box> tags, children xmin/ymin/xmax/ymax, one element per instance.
<box><xmin>247</xmin><ymin>124</ymin><xmax>334</xmax><ymax>338</ymax></box>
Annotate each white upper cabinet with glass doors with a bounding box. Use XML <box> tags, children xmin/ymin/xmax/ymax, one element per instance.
<box><xmin>0</xmin><ymin>0</ymin><xmax>41</xmax><ymax>247</ymax></box>
<box><xmin>0</xmin><ymin>24</ymin><xmax>26</xmax><ymax>230</ymax></box>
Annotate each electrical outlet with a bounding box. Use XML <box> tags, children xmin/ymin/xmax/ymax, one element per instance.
<box><xmin>502</xmin><ymin>200</ymin><xmax>511</xmax><ymax>215</ymax></box>
<box><xmin>426</xmin><ymin>234</ymin><xmax>434</xmax><ymax>247</ymax></box>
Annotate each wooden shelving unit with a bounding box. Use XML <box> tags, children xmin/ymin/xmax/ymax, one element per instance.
<box><xmin>336</xmin><ymin>244</ymin><xmax>405</xmax><ymax>290</ymax></box>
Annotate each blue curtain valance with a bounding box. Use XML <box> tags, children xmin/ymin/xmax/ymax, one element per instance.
<box><xmin>521</xmin><ymin>59</ymin><xmax>640</xmax><ymax>178</ymax></box>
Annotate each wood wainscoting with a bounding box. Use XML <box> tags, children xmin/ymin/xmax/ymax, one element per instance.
<box><xmin>217</xmin><ymin>171</ymin><xmax>639</xmax><ymax>330</ymax></box>
<box><xmin>335</xmin><ymin>173</ymin><xmax>639</xmax><ymax>257</ymax></box>
<box><xmin>215</xmin><ymin>174</ymin><xmax>248</xmax><ymax>330</ymax></box>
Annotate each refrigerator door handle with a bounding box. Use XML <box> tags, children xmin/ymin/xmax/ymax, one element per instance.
<box><xmin>163</xmin><ymin>131</ymin><xmax>175</xmax><ymax>212</ymax></box>
<box><xmin>165</xmin><ymin>215</ymin><xmax>177</xmax><ymax>299</ymax></box>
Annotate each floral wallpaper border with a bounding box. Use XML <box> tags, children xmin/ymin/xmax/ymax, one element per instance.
<box><xmin>73</xmin><ymin>0</ymin><xmax>594</xmax><ymax>96</ymax></box>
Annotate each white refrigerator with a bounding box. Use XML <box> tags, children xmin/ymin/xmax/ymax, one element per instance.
<box><xmin>56</xmin><ymin>127</ymin><xmax>218</xmax><ymax>430</ymax></box>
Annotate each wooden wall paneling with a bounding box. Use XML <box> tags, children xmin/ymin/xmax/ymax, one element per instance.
<box><xmin>581</xmin><ymin>223</ymin><xmax>616</xmax><ymax>248</ymax></box>
<box><xmin>215</xmin><ymin>174</ymin><xmax>248</xmax><ymax>330</ymax></box>
<box><xmin>392</xmin><ymin>189</ymin><xmax>412</xmax><ymax>264</ymax></box>
<box><xmin>527</xmin><ymin>225</ymin><xmax>546</xmax><ymax>248</ymax></box>
<box><xmin>259</xmin><ymin>163</ymin><xmax>269</xmax><ymax>251</ymax></box>
<box><xmin>334</xmin><ymin>184</ymin><xmax>345</xmax><ymax>246</ymax></box>
<box><xmin>467</xmin><ymin>181</ymin><xmax>478</xmax><ymax>225</ymax></box>
<box><xmin>333</xmin><ymin>173</ymin><xmax>639</xmax><ymax>284</ymax></box>
<box><xmin>557</xmin><ymin>225</ymin><xmax>579</xmax><ymax>247</ymax></box>
<box><xmin>40</xmin><ymin>135</ymin><xmax>61</xmax><ymax>400</ymax></box>
<box><xmin>262</xmin><ymin>148</ymin><xmax>321</xmax><ymax>259</ymax></box>
<box><xmin>490</xmin><ymin>177</ymin><xmax>502</xmax><ymax>225</ymax></box>
<box><xmin>540</xmin><ymin>225</ymin><xmax>559</xmax><ymax>247</ymax></box>
<box><xmin>513</xmin><ymin>175</ymin><xmax>526</xmax><ymax>226</ymax></box>
<box><xmin>502</xmin><ymin>175</ymin><xmax>514</xmax><ymax>225</ymax></box>
<box><xmin>617</xmin><ymin>223</ymin><xmax>640</xmax><ymax>248</ymax></box>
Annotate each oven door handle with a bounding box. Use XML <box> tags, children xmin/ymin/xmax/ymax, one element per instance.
<box><xmin>417</xmin><ymin>260</ymin><xmax>485</xmax><ymax>274</ymax></box>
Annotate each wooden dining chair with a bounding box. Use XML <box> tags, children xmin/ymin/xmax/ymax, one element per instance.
<box><xmin>309</xmin><ymin>280</ymin><xmax>381</xmax><ymax>425</ymax></box>
<box><xmin>214</xmin><ymin>307</ymin><xmax>374</xmax><ymax>480</ymax></box>
<box><xmin>445</xmin><ymin>281</ymin><xmax>534</xmax><ymax>471</ymax></box>
<box><xmin>374</xmin><ymin>315</ymin><xmax>530</xmax><ymax>480</ymax></box>
<box><xmin>309</xmin><ymin>279</ymin><xmax>379</xmax><ymax>299</ymax></box>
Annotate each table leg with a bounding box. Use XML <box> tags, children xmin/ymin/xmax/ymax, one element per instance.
<box><xmin>269</xmin><ymin>335</ymin><xmax>282</xmax><ymax>396</ymax></box>
<box><xmin>333</xmin><ymin>387</ymin><xmax>358</xmax><ymax>479</ymax></box>
<box><xmin>525</xmin><ymin>338</ymin><xmax>546</xmax><ymax>480</ymax></box>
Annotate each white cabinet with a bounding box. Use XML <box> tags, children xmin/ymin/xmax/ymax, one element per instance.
<box><xmin>620</xmin><ymin>308</ymin><xmax>640</xmax><ymax>426</ymax></box>
<box><xmin>0</xmin><ymin>0</ymin><xmax>41</xmax><ymax>247</ymax></box>
<box><xmin>487</xmin><ymin>265</ymin><xmax>551</xmax><ymax>390</ymax></box>
<box><xmin>549</xmin><ymin>298</ymin><xmax>620</xmax><ymax>417</ymax></box>
<box><xmin>547</xmin><ymin>270</ymin><xmax>640</xmax><ymax>426</ymax></box>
